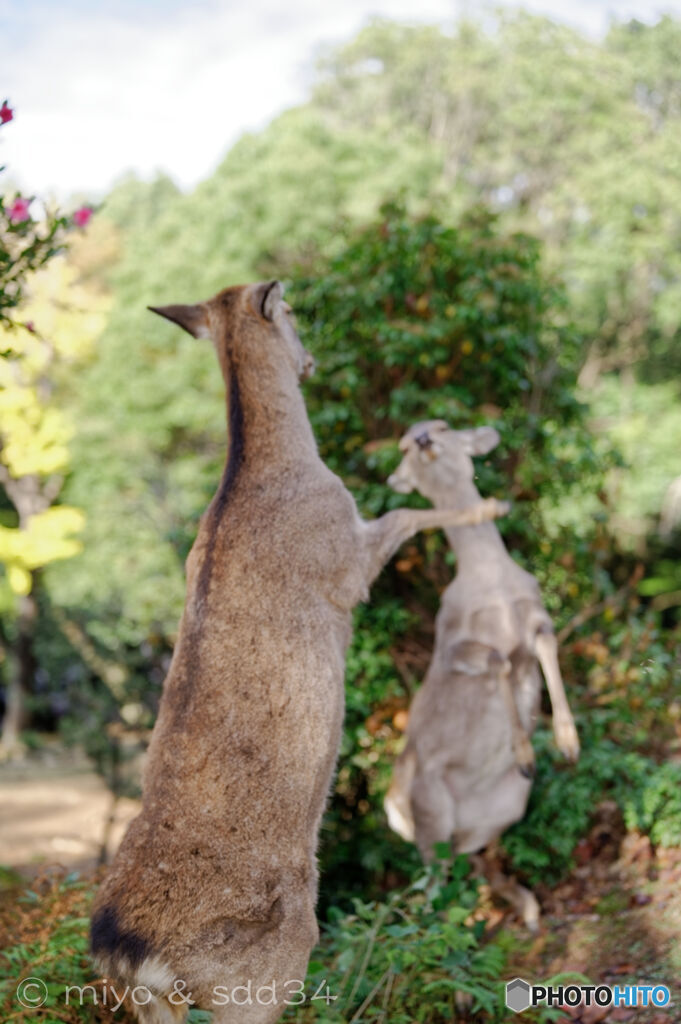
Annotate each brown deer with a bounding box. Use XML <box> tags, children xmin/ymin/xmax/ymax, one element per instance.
<box><xmin>90</xmin><ymin>286</ymin><xmax>508</xmax><ymax>1024</ymax></box>
<box><xmin>384</xmin><ymin>420</ymin><xmax>580</xmax><ymax>930</ymax></box>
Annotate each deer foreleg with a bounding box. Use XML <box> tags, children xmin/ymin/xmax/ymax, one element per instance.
<box><xmin>534</xmin><ymin>629</ymin><xmax>580</xmax><ymax>761</ymax></box>
<box><xmin>362</xmin><ymin>499</ymin><xmax>509</xmax><ymax>584</ymax></box>
<box><xmin>473</xmin><ymin>849</ymin><xmax>540</xmax><ymax>933</ymax></box>
<box><xmin>496</xmin><ymin>659</ymin><xmax>535</xmax><ymax>779</ymax></box>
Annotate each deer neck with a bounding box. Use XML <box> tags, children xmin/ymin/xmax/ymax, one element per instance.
<box><xmin>218</xmin><ymin>349</ymin><xmax>317</xmax><ymax>492</ymax></box>
<box><xmin>425</xmin><ymin>477</ymin><xmax>508</xmax><ymax>571</ymax></box>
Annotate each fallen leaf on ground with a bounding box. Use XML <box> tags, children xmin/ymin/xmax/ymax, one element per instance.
<box><xmin>604</xmin><ymin>963</ymin><xmax>635</xmax><ymax>975</ymax></box>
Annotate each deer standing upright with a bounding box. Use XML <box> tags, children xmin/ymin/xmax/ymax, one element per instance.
<box><xmin>91</xmin><ymin>288</ymin><xmax>507</xmax><ymax>1024</ymax></box>
<box><xmin>384</xmin><ymin>420</ymin><xmax>579</xmax><ymax>929</ymax></box>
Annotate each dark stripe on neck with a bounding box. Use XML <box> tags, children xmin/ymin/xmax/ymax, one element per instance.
<box><xmin>194</xmin><ymin>357</ymin><xmax>245</xmax><ymax>611</ymax></box>
<box><xmin>215</xmin><ymin>359</ymin><xmax>245</xmax><ymax>516</ymax></box>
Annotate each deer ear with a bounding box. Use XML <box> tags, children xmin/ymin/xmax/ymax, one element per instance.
<box><xmin>148</xmin><ymin>303</ymin><xmax>210</xmax><ymax>339</ymax></box>
<box><xmin>252</xmin><ymin>280</ymin><xmax>284</xmax><ymax>321</ymax></box>
<box><xmin>460</xmin><ymin>426</ymin><xmax>500</xmax><ymax>456</ymax></box>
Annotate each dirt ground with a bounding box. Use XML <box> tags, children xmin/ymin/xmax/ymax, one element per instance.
<box><xmin>505</xmin><ymin>803</ymin><xmax>681</xmax><ymax>1022</ymax></box>
<box><xmin>0</xmin><ymin>742</ymin><xmax>139</xmax><ymax>873</ymax></box>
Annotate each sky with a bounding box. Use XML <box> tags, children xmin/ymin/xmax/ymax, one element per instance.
<box><xmin>2</xmin><ymin>0</ymin><xmax>680</xmax><ymax>201</ymax></box>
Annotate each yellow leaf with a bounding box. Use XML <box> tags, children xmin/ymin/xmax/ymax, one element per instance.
<box><xmin>8</xmin><ymin>565</ymin><xmax>32</xmax><ymax>596</ymax></box>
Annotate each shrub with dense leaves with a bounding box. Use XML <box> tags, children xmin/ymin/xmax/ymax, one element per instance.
<box><xmin>288</xmin><ymin>202</ymin><xmax>608</xmax><ymax>899</ymax></box>
<box><xmin>504</xmin><ymin>607</ymin><xmax>681</xmax><ymax>884</ymax></box>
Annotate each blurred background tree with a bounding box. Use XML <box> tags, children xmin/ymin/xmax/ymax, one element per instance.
<box><xmin>0</xmin><ymin>265</ymin><xmax>107</xmax><ymax>753</ymax></box>
<box><xmin>0</xmin><ymin>103</ymin><xmax>104</xmax><ymax>754</ymax></box>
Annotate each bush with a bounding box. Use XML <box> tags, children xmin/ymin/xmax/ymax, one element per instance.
<box><xmin>289</xmin><ymin>201</ymin><xmax>607</xmax><ymax>898</ymax></box>
<box><xmin>503</xmin><ymin>608</ymin><xmax>681</xmax><ymax>884</ymax></box>
<box><xmin>288</xmin><ymin>859</ymin><xmax>508</xmax><ymax>1023</ymax></box>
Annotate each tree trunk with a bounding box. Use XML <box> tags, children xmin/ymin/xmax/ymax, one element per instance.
<box><xmin>1</xmin><ymin>586</ymin><xmax>37</xmax><ymax>755</ymax></box>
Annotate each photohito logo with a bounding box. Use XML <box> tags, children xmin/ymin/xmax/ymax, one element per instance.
<box><xmin>506</xmin><ymin>978</ymin><xmax>532</xmax><ymax>1013</ymax></box>
<box><xmin>505</xmin><ymin>977</ymin><xmax>671</xmax><ymax>1014</ymax></box>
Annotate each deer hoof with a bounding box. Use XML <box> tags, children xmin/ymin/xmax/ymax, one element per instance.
<box><xmin>455</xmin><ymin>990</ymin><xmax>473</xmax><ymax>1011</ymax></box>
<box><xmin>521</xmin><ymin>891</ymin><xmax>541</xmax><ymax>933</ymax></box>
<box><xmin>480</xmin><ymin>498</ymin><xmax>510</xmax><ymax>522</ymax></box>
<box><xmin>555</xmin><ymin>718</ymin><xmax>580</xmax><ymax>762</ymax></box>
<box><xmin>515</xmin><ymin>741</ymin><xmax>536</xmax><ymax>779</ymax></box>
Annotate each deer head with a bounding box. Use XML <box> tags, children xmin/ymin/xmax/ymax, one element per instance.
<box><xmin>388</xmin><ymin>421</ymin><xmax>500</xmax><ymax>498</ymax></box>
<box><xmin>149</xmin><ymin>280</ymin><xmax>315</xmax><ymax>382</ymax></box>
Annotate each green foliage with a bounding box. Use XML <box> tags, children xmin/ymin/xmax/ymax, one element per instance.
<box><xmin>619</xmin><ymin>759</ymin><xmax>681</xmax><ymax>848</ymax></box>
<box><xmin>321</xmin><ymin>597</ymin><xmax>422</xmax><ymax>903</ymax></box>
<box><xmin>503</xmin><ymin>609</ymin><xmax>681</xmax><ymax>884</ymax></box>
<box><xmin>282</xmin><ymin>202</ymin><xmax>610</xmax><ymax>898</ymax></box>
<box><xmin>0</xmin><ymin>207</ymin><xmax>70</xmax><ymax>330</ymax></box>
<box><xmin>503</xmin><ymin>731</ymin><xmax>681</xmax><ymax>886</ymax></box>
<box><xmin>287</xmin><ymin>861</ymin><xmax>511</xmax><ymax>1023</ymax></box>
<box><xmin>588</xmin><ymin>375</ymin><xmax>681</xmax><ymax>547</ymax></box>
<box><xmin>0</xmin><ymin>873</ymin><xmax>98</xmax><ymax>1024</ymax></box>
<box><xmin>313</xmin><ymin>14</ymin><xmax>681</xmax><ymax>381</ymax></box>
<box><xmin>293</xmin><ymin>201</ymin><xmax>598</xmax><ymax>511</ymax></box>
<box><xmin>0</xmin><ymin>868</ymin><xmax>521</xmax><ymax>1024</ymax></box>
<box><xmin>0</xmin><ymin>106</ymin><xmax>101</xmax><ymax>603</ymax></box>
<box><xmin>502</xmin><ymin>731</ymin><xmax>617</xmax><ymax>885</ymax></box>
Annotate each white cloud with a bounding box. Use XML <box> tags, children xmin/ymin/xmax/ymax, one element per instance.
<box><xmin>2</xmin><ymin>0</ymin><xmax>681</xmax><ymax>200</ymax></box>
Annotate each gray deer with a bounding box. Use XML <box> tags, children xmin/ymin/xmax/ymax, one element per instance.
<box><xmin>384</xmin><ymin>420</ymin><xmax>579</xmax><ymax>929</ymax></box>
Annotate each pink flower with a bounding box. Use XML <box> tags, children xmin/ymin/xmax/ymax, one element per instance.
<box><xmin>7</xmin><ymin>197</ymin><xmax>31</xmax><ymax>224</ymax></box>
<box><xmin>0</xmin><ymin>101</ymin><xmax>13</xmax><ymax>125</ymax></box>
<box><xmin>25</xmin><ymin>321</ymin><xmax>35</xmax><ymax>333</ymax></box>
<box><xmin>73</xmin><ymin>205</ymin><xmax>93</xmax><ymax>228</ymax></box>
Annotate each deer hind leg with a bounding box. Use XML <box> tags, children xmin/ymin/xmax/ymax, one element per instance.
<box><xmin>493</xmin><ymin>655</ymin><xmax>535</xmax><ymax>779</ymax></box>
<box><xmin>208</xmin><ymin>906</ymin><xmax>319</xmax><ymax>1024</ymax></box>
<box><xmin>211</xmin><ymin>997</ymin><xmax>297</xmax><ymax>1024</ymax></box>
<box><xmin>385</xmin><ymin>746</ymin><xmax>417</xmax><ymax>842</ymax></box>
<box><xmin>410</xmin><ymin>769</ymin><xmax>457</xmax><ymax>863</ymax></box>
<box><xmin>534</xmin><ymin>628</ymin><xmax>580</xmax><ymax>762</ymax></box>
<box><xmin>472</xmin><ymin>851</ymin><xmax>540</xmax><ymax>933</ymax></box>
